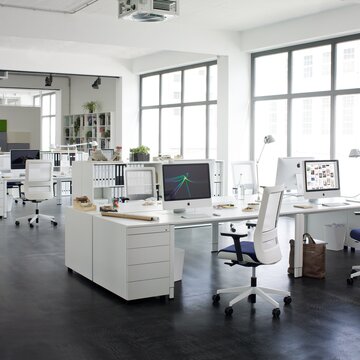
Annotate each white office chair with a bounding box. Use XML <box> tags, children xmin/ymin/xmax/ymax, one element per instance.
<box><xmin>346</xmin><ymin>227</ymin><xmax>360</xmax><ymax>285</ymax></box>
<box><xmin>212</xmin><ymin>185</ymin><xmax>291</xmax><ymax>318</ymax></box>
<box><xmin>15</xmin><ymin>160</ymin><xmax>57</xmax><ymax>228</ymax></box>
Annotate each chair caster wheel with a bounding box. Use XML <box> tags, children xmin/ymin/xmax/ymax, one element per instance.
<box><xmin>224</xmin><ymin>306</ymin><xmax>233</xmax><ymax>316</ymax></box>
<box><xmin>347</xmin><ymin>278</ymin><xmax>354</xmax><ymax>285</ymax></box>
<box><xmin>284</xmin><ymin>296</ymin><xmax>292</xmax><ymax>305</ymax></box>
<box><xmin>14</xmin><ymin>199</ymin><xmax>18</xmax><ymax>204</ymax></box>
<box><xmin>272</xmin><ymin>308</ymin><xmax>281</xmax><ymax>318</ymax></box>
<box><xmin>248</xmin><ymin>294</ymin><xmax>256</xmax><ymax>303</ymax></box>
<box><xmin>52</xmin><ymin>221</ymin><xmax>58</xmax><ymax>226</ymax></box>
<box><xmin>15</xmin><ymin>221</ymin><xmax>20</xmax><ymax>226</ymax></box>
<box><xmin>29</xmin><ymin>223</ymin><xmax>34</xmax><ymax>228</ymax></box>
<box><xmin>212</xmin><ymin>294</ymin><xmax>220</xmax><ymax>304</ymax></box>
<box><xmin>28</xmin><ymin>218</ymin><xmax>32</xmax><ymax>222</ymax></box>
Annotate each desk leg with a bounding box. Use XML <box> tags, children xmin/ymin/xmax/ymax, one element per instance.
<box><xmin>212</xmin><ymin>222</ymin><xmax>219</xmax><ymax>253</ymax></box>
<box><xmin>294</xmin><ymin>213</ymin><xmax>304</xmax><ymax>278</ymax></box>
<box><xmin>3</xmin><ymin>180</ymin><xmax>7</xmax><ymax>219</ymax></box>
<box><xmin>56</xmin><ymin>179</ymin><xmax>62</xmax><ymax>205</ymax></box>
<box><xmin>169</xmin><ymin>225</ymin><xmax>175</xmax><ymax>299</ymax></box>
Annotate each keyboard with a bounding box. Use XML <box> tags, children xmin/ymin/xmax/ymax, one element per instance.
<box><xmin>180</xmin><ymin>214</ymin><xmax>208</xmax><ymax>219</ymax></box>
<box><xmin>322</xmin><ymin>202</ymin><xmax>349</xmax><ymax>207</ymax></box>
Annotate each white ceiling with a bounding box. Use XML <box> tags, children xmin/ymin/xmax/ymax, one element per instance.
<box><xmin>0</xmin><ymin>0</ymin><xmax>99</xmax><ymax>13</ymax></box>
<box><xmin>83</xmin><ymin>0</ymin><xmax>351</xmax><ymax>31</ymax></box>
<box><xmin>0</xmin><ymin>0</ymin><xmax>357</xmax><ymax>61</ymax></box>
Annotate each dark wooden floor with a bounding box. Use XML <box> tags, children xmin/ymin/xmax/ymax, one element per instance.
<box><xmin>0</xmin><ymin>198</ymin><xmax>359</xmax><ymax>360</ymax></box>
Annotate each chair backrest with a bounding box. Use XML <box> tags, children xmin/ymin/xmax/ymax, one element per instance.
<box><xmin>253</xmin><ymin>185</ymin><xmax>284</xmax><ymax>265</ymax></box>
<box><xmin>231</xmin><ymin>161</ymin><xmax>257</xmax><ymax>194</ymax></box>
<box><xmin>24</xmin><ymin>160</ymin><xmax>53</xmax><ymax>201</ymax></box>
<box><xmin>124</xmin><ymin>167</ymin><xmax>156</xmax><ymax>200</ymax></box>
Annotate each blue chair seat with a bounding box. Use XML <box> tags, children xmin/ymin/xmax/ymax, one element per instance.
<box><xmin>350</xmin><ymin>228</ymin><xmax>360</xmax><ymax>241</ymax></box>
<box><xmin>218</xmin><ymin>241</ymin><xmax>259</xmax><ymax>264</ymax></box>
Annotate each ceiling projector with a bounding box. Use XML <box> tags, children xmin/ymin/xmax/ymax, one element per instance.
<box><xmin>118</xmin><ymin>0</ymin><xmax>179</xmax><ymax>22</ymax></box>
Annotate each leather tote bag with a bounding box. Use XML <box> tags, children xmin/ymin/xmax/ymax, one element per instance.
<box><xmin>288</xmin><ymin>232</ymin><xmax>326</xmax><ymax>279</ymax></box>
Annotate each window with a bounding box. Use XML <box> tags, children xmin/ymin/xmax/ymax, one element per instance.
<box><xmin>40</xmin><ymin>92</ymin><xmax>56</xmax><ymax>151</ymax></box>
<box><xmin>140</xmin><ymin>62</ymin><xmax>217</xmax><ymax>159</ymax></box>
<box><xmin>252</xmin><ymin>35</ymin><xmax>360</xmax><ymax>194</ymax></box>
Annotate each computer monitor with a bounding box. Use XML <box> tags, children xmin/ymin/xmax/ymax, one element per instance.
<box><xmin>124</xmin><ymin>167</ymin><xmax>156</xmax><ymax>200</ymax></box>
<box><xmin>88</xmin><ymin>148</ymin><xmax>114</xmax><ymax>161</ymax></box>
<box><xmin>10</xmin><ymin>149</ymin><xmax>40</xmax><ymax>170</ymax></box>
<box><xmin>162</xmin><ymin>162</ymin><xmax>212</xmax><ymax>213</ymax></box>
<box><xmin>275</xmin><ymin>157</ymin><xmax>313</xmax><ymax>194</ymax></box>
<box><xmin>303</xmin><ymin>160</ymin><xmax>340</xmax><ymax>201</ymax></box>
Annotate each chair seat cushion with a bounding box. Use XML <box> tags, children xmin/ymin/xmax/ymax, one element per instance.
<box><xmin>350</xmin><ymin>228</ymin><xmax>360</xmax><ymax>241</ymax></box>
<box><xmin>218</xmin><ymin>241</ymin><xmax>259</xmax><ymax>264</ymax></box>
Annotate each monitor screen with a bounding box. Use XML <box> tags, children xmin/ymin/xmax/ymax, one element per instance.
<box><xmin>162</xmin><ymin>162</ymin><xmax>212</xmax><ymax>211</ymax></box>
<box><xmin>10</xmin><ymin>149</ymin><xmax>40</xmax><ymax>170</ymax></box>
<box><xmin>88</xmin><ymin>148</ymin><xmax>114</xmax><ymax>161</ymax></box>
<box><xmin>303</xmin><ymin>160</ymin><xmax>340</xmax><ymax>200</ymax></box>
<box><xmin>125</xmin><ymin>167</ymin><xmax>156</xmax><ymax>200</ymax></box>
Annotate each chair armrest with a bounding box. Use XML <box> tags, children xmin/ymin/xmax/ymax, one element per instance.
<box><xmin>220</xmin><ymin>232</ymin><xmax>248</xmax><ymax>263</ymax></box>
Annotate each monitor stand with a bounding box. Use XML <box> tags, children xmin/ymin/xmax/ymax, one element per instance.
<box><xmin>173</xmin><ymin>209</ymin><xmax>208</xmax><ymax>219</ymax></box>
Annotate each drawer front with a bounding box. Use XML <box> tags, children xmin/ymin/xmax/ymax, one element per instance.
<box><xmin>127</xmin><ymin>245</ymin><xmax>169</xmax><ymax>265</ymax></box>
<box><xmin>128</xmin><ymin>262</ymin><xmax>169</xmax><ymax>282</ymax></box>
<box><xmin>127</xmin><ymin>225</ymin><xmax>169</xmax><ymax>235</ymax></box>
<box><xmin>127</xmin><ymin>278</ymin><xmax>170</xmax><ymax>300</ymax></box>
<box><xmin>127</xmin><ymin>232</ymin><xmax>169</xmax><ymax>249</ymax></box>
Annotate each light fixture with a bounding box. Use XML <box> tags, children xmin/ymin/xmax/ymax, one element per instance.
<box><xmin>349</xmin><ymin>148</ymin><xmax>360</xmax><ymax>158</ymax></box>
<box><xmin>92</xmin><ymin>77</ymin><xmax>101</xmax><ymax>89</ymax></box>
<box><xmin>45</xmin><ymin>74</ymin><xmax>53</xmax><ymax>87</ymax></box>
<box><xmin>256</xmin><ymin>135</ymin><xmax>275</xmax><ymax>201</ymax></box>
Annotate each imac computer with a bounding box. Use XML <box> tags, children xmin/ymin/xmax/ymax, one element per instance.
<box><xmin>162</xmin><ymin>162</ymin><xmax>212</xmax><ymax>215</ymax></box>
<box><xmin>275</xmin><ymin>157</ymin><xmax>313</xmax><ymax>195</ymax></box>
<box><xmin>303</xmin><ymin>160</ymin><xmax>341</xmax><ymax>203</ymax></box>
<box><xmin>10</xmin><ymin>149</ymin><xmax>40</xmax><ymax>173</ymax></box>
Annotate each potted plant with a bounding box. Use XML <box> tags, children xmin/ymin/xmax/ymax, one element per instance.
<box><xmin>130</xmin><ymin>145</ymin><xmax>150</xmax><ymax>162</ymax></box>
<box><xmin>82</xmin><ymin>101</ymin><xmax>100</xmax><ymax>113</ymax></box>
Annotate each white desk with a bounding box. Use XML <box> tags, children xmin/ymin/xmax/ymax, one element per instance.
<box><xmin>0</xmin><ymin>173</ymin><xmax>72</xmax><ymax>218</ymax></box>
<box><xmin>64</xmin><ymin>198</ymin><xmax>360</xmax><ymax>301</ymax></box>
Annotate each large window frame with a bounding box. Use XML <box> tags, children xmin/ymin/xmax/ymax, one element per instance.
<box><xmin>251</xmin><ymin>33</ymin><xmax>360</xmax><ymax>160</ymax></box>
<box><xmin>34</xmin><ymin>92</ymin><xmax>57</xmax><ymax>151</ymax></box>
<box><xmin>139</xmin><ymin>61</ymin><xmax>217</xmax><ymax>159</ymax></box>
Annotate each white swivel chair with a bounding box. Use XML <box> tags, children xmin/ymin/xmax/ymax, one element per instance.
<box><xmin>212</xmin><ymin>185</ymin><xmax>291</xmax><ymax>318</ymax></box>
<box><xmin>15</xmin><ymin>160</ymin><xmax>57</xmax><ymax>228</ymax></box>
<box><xmin>346</xmin><ymin>226</ymin><xmax>360</xmax><ymax>285</ymax></box>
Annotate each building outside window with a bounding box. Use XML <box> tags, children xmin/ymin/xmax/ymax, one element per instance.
<box><xmin>252</xmin><ymin>35</ymin><xmax>360</xmax><ymax>194</ymax></box>
<box><xmin>140</xmin><ymin>61</ymin><xmax>217</xmax><ymax>159</ymax></box>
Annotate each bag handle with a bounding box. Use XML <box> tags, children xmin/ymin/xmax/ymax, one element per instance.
<box><xmin>303</xmin><ymin>232</ymin><xmax>316</xmax><ymax>244</ymax></box>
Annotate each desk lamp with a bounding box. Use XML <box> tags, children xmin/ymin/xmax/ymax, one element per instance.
<box><xmin>256</xmin><ymin>135</ymin><xmax>275</xmax><ymax>201</ymax></box>
<box><xmin>349</xmin><ymin>148</ymin><xmax>360</xmax><ymax>158</ymax></box>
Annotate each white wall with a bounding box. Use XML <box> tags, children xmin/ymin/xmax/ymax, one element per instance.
<box><xmin>69</xmin><ymin>76</ymin><xmax>118</xmax><ymax>114</ymax></box>
<box><xmin>0</xmin><ymin>106</ymin><xmax>40</xmax><ymax>148</ymax></box>
<box><xmin>240</xmin><ymin>5</ymin><xmax>360</xmax><ymax>52</ymax></box>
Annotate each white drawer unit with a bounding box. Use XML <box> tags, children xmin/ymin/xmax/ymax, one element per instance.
<box><xmin>92</xmin><ymin>216</ymin><xmax>173</xmax><ymax>301</ymax></box>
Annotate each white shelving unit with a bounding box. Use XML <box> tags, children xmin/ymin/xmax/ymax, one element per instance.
<box><xmin>72</xmin><ymin>161</ymin><xmax>127</xmax><ymax>203</ymax></box>
<box><xmin>64</xmin><ymin>112</ymin><xmax>113</xmax><ymax>151</ymax></box>
<box><xmin>72</xmin><ymin>159</ymin><xmax>225</xmax><ymax>205</ymax></box>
